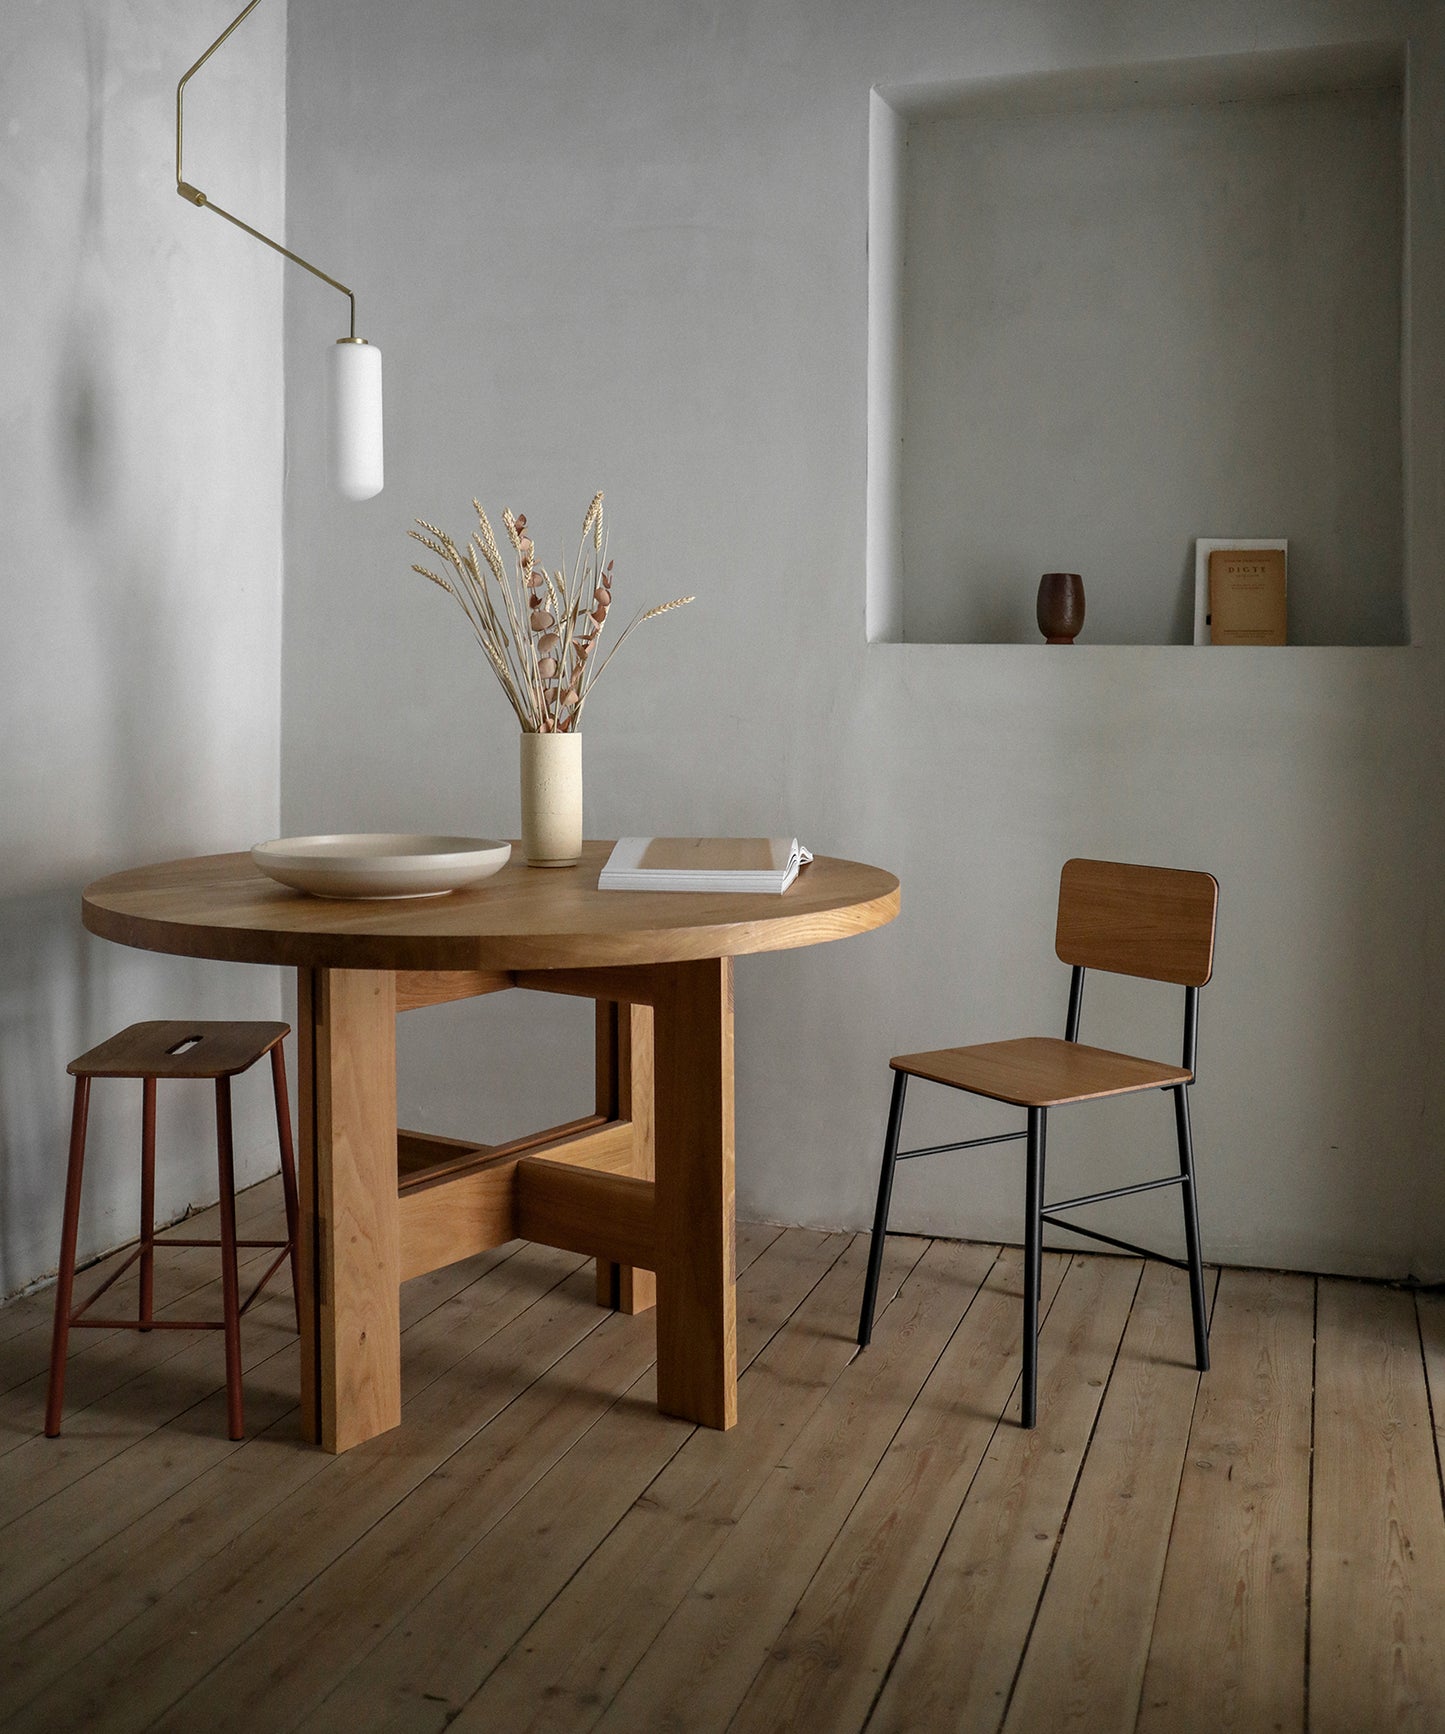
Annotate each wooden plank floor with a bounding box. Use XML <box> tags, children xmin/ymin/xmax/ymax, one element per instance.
<box><xmin>3</xmin><ymin>1176</ymin><xmax>1444</xmax><ymax>1733</ymax></box>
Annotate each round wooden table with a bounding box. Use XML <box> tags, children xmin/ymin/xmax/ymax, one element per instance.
<box><xmin>84</xmin><ymin>841</ymin><xmax>899</xmax><ymax>1452</ymax></box>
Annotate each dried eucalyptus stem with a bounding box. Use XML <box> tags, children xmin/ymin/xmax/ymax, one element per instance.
<box><xmin>408</xmin><ymin>493</ymin><xmax>692</xmax><ymax>733</ymax></box>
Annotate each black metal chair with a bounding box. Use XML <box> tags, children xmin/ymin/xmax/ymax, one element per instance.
<box><xmin>858</xmin><ymin>858</ymin><xmax>1219</xmax><ymax>1427</ymax></box>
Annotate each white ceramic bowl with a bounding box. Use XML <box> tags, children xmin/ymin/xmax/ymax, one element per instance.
<box><xmin>250</xmin><ymin>834</ymin><xmax>512</xmax><ymax>899</ymax></box>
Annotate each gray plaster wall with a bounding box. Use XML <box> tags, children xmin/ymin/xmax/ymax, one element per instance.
<box><xmin>0</xmin><ymin>0</ymin><xmax>287</xmax><ymax>1297</ymax></box>
<box><xmin>283</xmin><ymin>0</ymin><xmax>1445</xmax><ymax>1279</ymax></box>
<box><xmin>897</xmin><ymin>80</ymin><xmax>1405</xmax><ymax>646</ymax></box>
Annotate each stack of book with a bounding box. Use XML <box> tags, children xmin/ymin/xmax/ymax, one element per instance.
<box><xmin>598</xmin><ymin>838</ymin><xmax>813</xmax><ymax>895</ymax></box>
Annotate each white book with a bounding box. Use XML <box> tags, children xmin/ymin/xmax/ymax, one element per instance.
<box><xmin>598</xmin><ymin>837</ymin><xmax>813</xmax><ymax>894</ymax></box>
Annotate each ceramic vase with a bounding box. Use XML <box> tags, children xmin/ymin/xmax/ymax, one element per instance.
<box><xmin>1037</xmin><ymin>572</ymin><xmax>1085</xmax><ymax>644</ymax></box>
<box><xmin>520</xmin><ymin>731</ymin><xmax>583</xmax><ymax>867</ymax></box>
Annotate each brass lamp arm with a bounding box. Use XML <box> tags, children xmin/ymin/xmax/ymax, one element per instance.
<box><xmin>177</xmin><ymin>0</ymin><xmax>358</xmax><ymax>340</ymax></box>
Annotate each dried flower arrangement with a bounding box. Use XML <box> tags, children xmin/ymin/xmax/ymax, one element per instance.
<box><xmin>408</xmin><ymin>492</ymin><xmax>692</xmax><ymax>734</ymax></box>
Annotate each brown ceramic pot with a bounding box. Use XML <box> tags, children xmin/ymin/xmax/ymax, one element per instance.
<box><xmin>1037</xmin><ymin>572</ymin><xmax>1085</xmax><ymax>644</ymax></box>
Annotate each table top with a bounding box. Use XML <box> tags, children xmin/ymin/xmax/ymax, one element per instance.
<box><xmin>82</xmin><ymin>841</ymin><xmax>900</xmax><ymax>972</ymax></box>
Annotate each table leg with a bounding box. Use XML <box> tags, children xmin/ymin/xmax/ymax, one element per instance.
<box><xmin>296</xmin><ymin>967</ymin><xmax>401</xmax><ymax>1452</ymax></box>
<box><xmin>594</xmin><ymin>1000</ymin><xmax>656</xmax><ymax>1314</ymax></box>
<box><xmin>653</xmin><ymin>957</ymin><xmax>737</xmax><ymax>1429</ymax></box>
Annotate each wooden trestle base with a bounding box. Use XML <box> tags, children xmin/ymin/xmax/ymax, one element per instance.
<box><xmin>293</xmin><ymin>959</ymin><xmax>734</xmax><ymax>1454</ymax></box>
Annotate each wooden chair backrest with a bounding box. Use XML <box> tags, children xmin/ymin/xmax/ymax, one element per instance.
<box><xmin>1055</xmin><ymin>859</ymin><xmax>1218</xmax><ymax>987</ymax></box>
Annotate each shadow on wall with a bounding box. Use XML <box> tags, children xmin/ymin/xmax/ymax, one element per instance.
<box><xmin>0</xmin><ymin>7</ymin><xmax>286</xmax><ymax>1300</ymax></box>
<box><xmin>60</xmin><ymin>4</ymin><xmax>115</xmax><ymax>514</ymax></box>
<box><xmin>54</xmin><ymin>2</ymin><xmax>212</xmax><ymax>867</ymax></box>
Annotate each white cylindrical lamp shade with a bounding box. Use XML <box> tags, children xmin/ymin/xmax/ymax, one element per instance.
<box><xmin>328</xmin><ymin>338</ymin><xmax>384</xmax><ymax>500</ymax></box>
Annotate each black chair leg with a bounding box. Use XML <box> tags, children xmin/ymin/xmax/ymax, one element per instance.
<box><xmin>1173</xmin><ymin>1083</ymin><xmax>1210</xmax><ymax>1372</ymax></box>
<box><xmin>858</xmin><ymin>1071</ymin><xmax>908</xmax><ymax>1348</ymax></box>
<box><xmin>1022</xmin><ymin>1107</ymin><xmax>1046</xmax><ymax>1428</ymax></box>
<box><xmin>1034</xmin><ymin>1113</ymin><xmax>1047</xmax><ymax>1319</ymax></box>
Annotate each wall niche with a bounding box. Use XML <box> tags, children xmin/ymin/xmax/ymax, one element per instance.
<box><xmin>866</xmin><ymin>46</ymin><xmax>1407</xmax><ymax>646</ymax></box>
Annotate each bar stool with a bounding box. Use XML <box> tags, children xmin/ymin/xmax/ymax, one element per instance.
<box><xmin>45</xmin><ymin>1020</ymin><xmax>299</xmax><ymax>1441</ymax></box>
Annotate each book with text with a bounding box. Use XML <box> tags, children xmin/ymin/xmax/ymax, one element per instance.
<box><xmin>598</xmin><ymin>838</ymin><xmax>813</xmax><ymax>894</ymax></box>
<box><xmin>1209</xmin><ymin>546</ymin><xmax>1287</xmax><ymax>645</ymax></box>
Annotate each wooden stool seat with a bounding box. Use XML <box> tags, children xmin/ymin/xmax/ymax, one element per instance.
<box><xmin>69</xmin><ymin>1020</ymin><xmax>291</xmax><ymax>1081</ymax></box>
<box><xmin>46</xmin><ymin>1019</ymin><xmax>299</xmax><ymax>1441</ymax></box>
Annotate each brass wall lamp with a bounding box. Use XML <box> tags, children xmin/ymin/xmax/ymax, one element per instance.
<box><xmin>177</xmin><ymin>0</ymin><xmax>383</xmax><ymax>500</ymax></box>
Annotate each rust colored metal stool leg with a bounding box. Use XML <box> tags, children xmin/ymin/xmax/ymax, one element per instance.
<box><xmin>139</xmin><ymin>1076</ymin><xmax>157</xmax><ymax>1329</ymax></box>
<box><xmin>45</xmin><ymin>1077</ymin><xmax>92</xmax><ymax>1437</ymax></box>
<box><xmin>269</xmin><ymin>1042</ymin><xmax>302</xmax><ymax>1334</ymax></box>
<box><xmin>213</xmin><ymin>1078</ymin><xmax>245</xmax><ymax>1440</ymax></box>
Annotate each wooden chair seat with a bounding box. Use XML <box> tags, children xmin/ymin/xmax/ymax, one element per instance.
<box><xmin>68</xmin><ymin>1021</ymin><xmax>290</xmax><ymax>1081</ymax></box>
<box><xmin>891</xmin><ymin>1037</ymin><xmax>1190</xmax><ymax>1108</ymax></box>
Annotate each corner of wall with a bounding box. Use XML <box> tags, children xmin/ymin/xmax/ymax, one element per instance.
<box><xmin>865</xmin><ymin>89</ymin><xmax>905</xmax><ymax>645</ymax></box>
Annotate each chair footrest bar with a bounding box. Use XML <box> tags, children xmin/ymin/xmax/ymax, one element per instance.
<box><xmin>239</xmin><ymin>1246</ymin><xmax>294</xmax><ymax>1316</ymax></box>
<box><xmin>70</xmin><ymin>1237</ymin><xmax>296</xmax><ymax>1327</ymax></box>
<box><xmin>1044</xmin><ymin>1173</ymin><xmax>1186</xmax><ymax>1213</ymax></box>
<box><xmin>1038</xmin><ymin>1214</ymin><xmax>1190</xmax><ymax>1269</ymax></box>
<box><xmin>71</xmin><ymin>1317</ymin><xmax>231</xmax><ymax>1331</ymax></box>
<box><xmin>159</xmin><ymin>1237</ymin><xmax>291</xmax><ymax>1250</ymax></box>
<box><xmin>896</xmin><ymin>1129</ymin><xmax>1027</xmax><ymax>1162</ymax></box>
<box><xmin>69</xmin><ymin>1245</ymin><xmax>145</xmax><ymax>1319</ymax></box>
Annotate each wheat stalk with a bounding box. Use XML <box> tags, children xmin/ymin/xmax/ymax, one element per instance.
<box><xmin>407</xmin><ymin>495</ymin><xmax>691</xmax><ymax>732</ymax></box>
<box><xmin>575</xmin><ymin>594</ymin><xmax>693</xmax><ymax>713</ymax></box>
<box><xmin>637</xmin><ymin>596</ymin><xmax>693</xmax><ymax>623</ymax></box>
